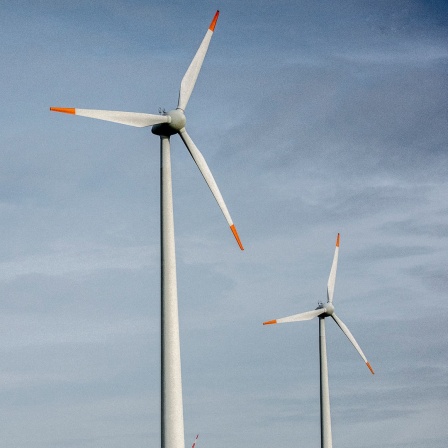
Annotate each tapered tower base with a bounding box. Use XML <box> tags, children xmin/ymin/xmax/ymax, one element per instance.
<box><xmin>161</xmin><ymin>135</ymin><xmax>185</xmax><ymax>448</ymax></box>
<box><xmin>319</xmin><ymin>317</ymin><xmax>332</xmax><ymax>448</ymax></box>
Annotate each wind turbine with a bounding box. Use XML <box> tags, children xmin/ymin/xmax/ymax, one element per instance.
<box><xmin>51</xmin><ymin>11</ymin><xmax>243</xmax><ymax>448</ymax></box>
<box><xmin>263</xmin><ymin>234</ymin><xmax>373</xmax><ymax>448</ymax></box>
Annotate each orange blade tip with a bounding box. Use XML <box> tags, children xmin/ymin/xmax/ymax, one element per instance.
<box><xmin>336</xmin><ymin>233</ymin><xmax>340</xmax><ymax>247</ymax></box>
<box><xmin>230</xmin><ymin>224</ymin><xmax>244</xmax><ymax>251</ymax></box>
<box><xmin>366</xmin><ymin>361</ymin><xmax>374</xmax><ymax>375</ymax></box>
<box><xmin>263</xmin><ymin>320</ymin><xmax>277</xmax><ymax>325</ymax></box>
<box><xmin>209</xmin><ymin>10</ymin><xmax>219</xmax><ymax>31</ymax></box>
<box><xmin>50</xmin><ymin>107</ymin><xmax>75</xmax><ymax>115</ymax></box>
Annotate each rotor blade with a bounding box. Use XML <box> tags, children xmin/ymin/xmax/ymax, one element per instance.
<box><xmin>331</xmin><ymin>313</ymin><xmax>374</xmax><ymax>374</ymax></box>
<box><xmin>263</xmin><ymin>308</ymin><xmax>326</xmax><ymax>325</ymax></box>
<box><xmin>192</xmin><ymin>434</ymin><xmax>199</xmax><ymax>448</ymax></box>
<box><xmin>50</xmin><ymin>107</ymin><xmax>170</xmax><ymax>128</ymax></box>
<box><xmin>177</xmin><ymin>10</ymin><xmax>219</xmax><ymax>111</ymax></box>
<box><xmin>327</xmin><ymin>233</ymin><xmax>340</xmax><ymax>303</ymax></box>
<box><xmin>178</xmin><ymin>127</ymin><xmax>243</xmax><ymax>250</ymax></box>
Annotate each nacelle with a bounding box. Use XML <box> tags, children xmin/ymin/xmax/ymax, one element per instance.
<box><xmin>152</xmin><ymin>109</ymin><xmax>186</xmax><ymax>136</ymax></box>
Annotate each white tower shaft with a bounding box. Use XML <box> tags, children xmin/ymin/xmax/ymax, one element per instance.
<box><xmin>161</xmin><ymin>136</ymin><xmax>185</xmax><ymax>448</ymax></box>
<box><xmin>319</xmin><ymin>317</ymin><xmax>332</xmax><ymax>448</ymax></box>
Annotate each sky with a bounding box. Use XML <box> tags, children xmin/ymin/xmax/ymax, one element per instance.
<box><xmin>0</xmin><ymin>1</ymin><xmax>447</xmax><ymax>447</ymax></box>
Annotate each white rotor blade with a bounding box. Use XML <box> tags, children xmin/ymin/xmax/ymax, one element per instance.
<box><xmin>327</xmin><ymin>233</ymin><xmax>340</xmax><ymax>303</ymax></box>
<box><xmin>331</xmin><ymin>313</ymin><xmax>374</xmax><ymax>374</ymax></box>
<box><xmin>263</xmin><ymin>308</ymin><xmax>326</xmax><ymax>325</ymax></box>
<box><xmin>178</xmin><ymin>127</ymin><xmax>243</xmax><ymax>250</ymax></box>
<box><xmin>177</xmin><ymin>10</ymin><xmax>219</xmax><ymax>111</ymax></box>
<box><xmin>50</xmin><ymin>107</ymin><xmax>170</xmax><ymax>128</ymax></box>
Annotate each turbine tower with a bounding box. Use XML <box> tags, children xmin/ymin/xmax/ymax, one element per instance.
<box><xmin>51</xmin><ymin>11</ymin><xmax>243</xmax><ymax>448</ymax></box>
<box><xmin>263</xmin><ymin>234</ymin><xmax>373</xmax><ymax>448</ymax></box>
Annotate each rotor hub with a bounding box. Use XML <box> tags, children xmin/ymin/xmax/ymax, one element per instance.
<box><xmin>152</xmin><ymin>109</ymin><xmax>186</xmax><ymax>136</ymax></box>
<box><xmin>324</xmin><ymin>303</ymin><xmax>335</xmax><ymax>316</ymax></box>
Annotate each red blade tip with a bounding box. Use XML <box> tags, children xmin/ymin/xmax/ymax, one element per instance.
<box><xmin>230</xmin><ymin>224</ymin><xmax>244</xmax><ymax>250</ymax></box>
<box><xmin>209</xmin><ymin>10</ymin><xmax>219</xmax><ymax>31</ymax></box>
<box><xmin>263</xmin><ymin>320</ymin><xmax>277</xmax><ymax>325</ymax></box>
<box><xmin>336</xmin><ymin>233</ymin><xmax>340</xmax><ymax>247</ymax></box>
<box><xmin>366</xmin><ymin>361</ymin><xmax>375</xmax><ymax>374</ymax></box>
<box><xmin>50</xmin><ymin>107</ymin><xmax>75</xmax><ymax>114</ymax></box>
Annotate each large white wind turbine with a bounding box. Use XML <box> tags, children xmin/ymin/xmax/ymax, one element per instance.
<box><xmin>263</xmin><ymin>234</ymin><xmax>373</xmax><ymax>448</ymax></box>
<box><xmin>51</xmin><ymin>11</ymin><xmax>243</xmax><ymax>448</ymax></box>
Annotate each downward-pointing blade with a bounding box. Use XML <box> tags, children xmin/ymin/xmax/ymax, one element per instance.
<box><xmin>263</xmin><ymin>308</ymin><xmax>326</xmax><ymax>325</ymax></box>
<box><xmin>177</xmin><ymin>10</ymin><xmax>219</xmax><ymax>111</ymax></box>
<box><xmin>50</xmin><ymin>107</ymin><xmax>170</xmax><ymax>128</ymax></box>
<box><xmin>178</xmin><ymin>128</ymin><xmax>243</xmax><ymax>250</ymax></box>
<box><xmin>327</xmin><ymin>233</ymin><xmax>340</xmax><ymax>303</ymax></box>
<box><xmin>331</xmin><ymin>313</ymin><xmax>375</xmax><ymax>374</ymax></box>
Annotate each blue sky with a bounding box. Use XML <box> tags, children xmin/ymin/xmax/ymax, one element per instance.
<box><xmin>0</xmin><ymin>1</ymin><xmax>447</xmax><ymax>447</ymax></box>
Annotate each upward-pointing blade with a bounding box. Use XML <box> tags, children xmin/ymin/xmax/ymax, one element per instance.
<box><xmin>177</xmin><ymin>10</ymin><xmax>219</xmax><ymax>111</ymax></box>
<box><xmin>263</xmin><ymin>308</ymin><xmax>326</xmax><ymax>325</ymax></box>
<box><xmin>178</xmin><ymin>127</ymin><xmax>243</xmax><ymax>250</ymax></box>
<box><xmin>331</xmin><ymin>313</ymin><xmax>375</xmax><ymax>374</ymax></box>
<box><xmin>50</xmin><ymin>107</ymin><xmax>170</xmax><ymax>128</ymax></box>
<box><xmin>327</xmin><ymin>233</ymin><xmax>340</xmax><ymax>303</ymax></box>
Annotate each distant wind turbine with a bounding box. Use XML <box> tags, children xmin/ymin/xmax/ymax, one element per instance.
<box><xmin>263</xmin><ymin>234</ymin><xmax>373</xmax><ymax>448</ymax></box>
<box><xmin>51</xmin><ymin>11</ymin><xmax>243</xmax><ymax>448</ymax></box>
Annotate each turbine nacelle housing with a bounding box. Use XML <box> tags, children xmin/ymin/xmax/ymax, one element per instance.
<box><xmin>152</xmin><ymin>109</ymin><xmax>186</xmax><ymax>136</ymax></box>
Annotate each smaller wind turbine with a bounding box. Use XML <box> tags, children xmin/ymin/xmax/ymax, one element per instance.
<box><xmin>263</xmin><ymin>233</ymin><xmax>374</xmax><ymax>448</ymax></box>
